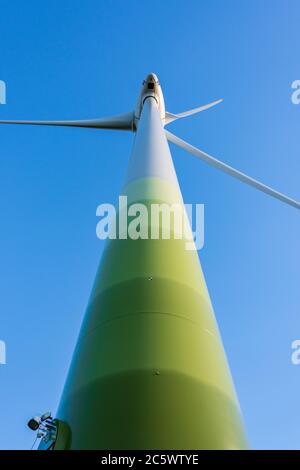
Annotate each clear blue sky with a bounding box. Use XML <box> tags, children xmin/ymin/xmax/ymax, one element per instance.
<box><xmin>0</xmin><ymin>0</ymin><xmax>299</xmax><ymax>450</ymax></box>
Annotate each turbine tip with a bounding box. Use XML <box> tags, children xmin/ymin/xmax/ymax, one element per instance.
<box><xmin>143</xmin><ymin>73</ymin><xmax>159</xmax><ymax>84</ymax></box>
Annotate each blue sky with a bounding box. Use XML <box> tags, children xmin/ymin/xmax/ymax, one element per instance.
<box><xmin>0</xmin><ymin>0</ymin><xmax>300</xmax><ymax>450</ymax></box>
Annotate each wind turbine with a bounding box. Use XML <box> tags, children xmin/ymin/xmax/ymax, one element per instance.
<box><xmin>1</xmin><ymin>74</ymin><xmax>299</xmax><ymax>450</ymax></box>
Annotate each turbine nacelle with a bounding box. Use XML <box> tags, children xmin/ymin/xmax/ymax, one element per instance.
<box><xmin>134</xmin><ymin>73</ymin><xmax>165</xmax><ymax>125</ymax></box>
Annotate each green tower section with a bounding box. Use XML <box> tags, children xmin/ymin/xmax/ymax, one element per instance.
<box><xmin>55</xmin><ymin>99</ymin><xmax>248</xmax><ymax>449</ymax></box>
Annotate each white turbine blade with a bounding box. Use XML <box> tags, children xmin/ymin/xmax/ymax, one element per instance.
<box><xmin>0</xmin><ymin>112</ymin><xmax>134</xmax><ymax>131</ymax></box>
<box><xmin>165</xmin><ymin>99</ymin><xmax>223</xmax><ymax>125</ymax></box>
<box><xmin>166</xmin><ymin>130</ymin><xmax>300</xmax><ymax>210</ymax></box>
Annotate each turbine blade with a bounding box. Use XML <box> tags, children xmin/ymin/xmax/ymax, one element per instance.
<box><xmin>165</xmin><ymin>99</ymin><xmax>223</xmax><ymax>125</ymax></box>
<box><xmin>0</xmin><ymin>112</ymin><xmax>134</xmax><ymax>131</ymax></box>
<box><xmin>166</xmin><ymin>130</ymin><xmax>300</xmax><ymax>210</ymax></box>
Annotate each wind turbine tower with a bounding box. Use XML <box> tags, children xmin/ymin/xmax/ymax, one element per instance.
<box><xmin>1</xmin><ymin>74</ymin><xmax>299</xmax><ymax>449</ymax></box>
